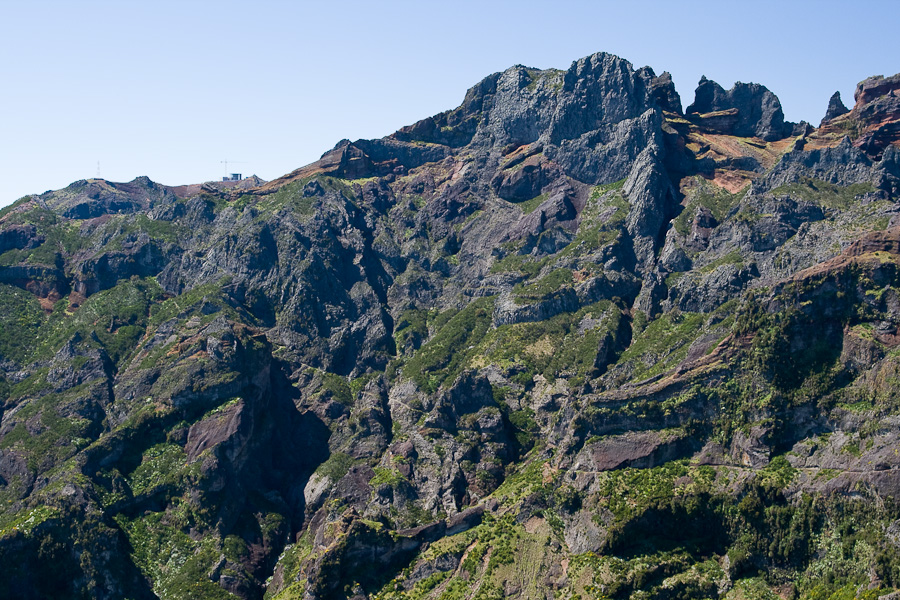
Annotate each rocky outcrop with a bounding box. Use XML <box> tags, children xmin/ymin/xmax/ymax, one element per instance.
<box><xmin>810</xmin><ymin>73</ymin><xmax>900</xmax><ymax>159</ymax></box>
<box><xmin>575</xmin><ymin>430</ymin><xmax>700</xmax><ymax>472</ymax></box>
<box><xmin>648</xmin><ymin>70</ymin><xmax>682</xmax><ymax>114</ymax></box>
<box><xmin>822</xmin><ymin>91</ymin><xmax>850</xmax><ymax>124</ymax></box>
<box><xmin>0</xmin><ymin>224</ymin><xmax>41</xmax><ymax>253</ymax></box>
<box><xmin>686</xmin><ymin>76</ymin><xmax>793</xmax><ymax>141</ymax></box>
<box><xmin>623</xmin><ymin>142</ymin><xmax>677</xmax><ymax>267</ymax></box>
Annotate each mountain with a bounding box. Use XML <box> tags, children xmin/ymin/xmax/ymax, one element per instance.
<box><xmin>1</xmin><ymin>51</ymin><xmax>900</xmax><ymax>600</ymax></box>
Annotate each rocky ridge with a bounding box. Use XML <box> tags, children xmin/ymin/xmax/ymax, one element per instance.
<box><xmin>1</xmin><ymin>52</ymin><xmax>900</xmax><ymax>600</ymax></box>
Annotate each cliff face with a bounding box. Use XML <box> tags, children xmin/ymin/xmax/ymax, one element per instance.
<box><xmin>2</xmin><ymin>52</ymin><xmax>900</xmax><ymax>600</ymax></box>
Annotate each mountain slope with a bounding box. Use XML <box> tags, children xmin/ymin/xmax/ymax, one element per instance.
<box><xmin>1</xmin><ymin>52</ymin><xmax>900</xmax><ymax>600</ymax></box>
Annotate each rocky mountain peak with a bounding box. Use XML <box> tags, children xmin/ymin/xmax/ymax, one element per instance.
<box><xmin>822</xmin><ymin>90</ymin><xmax>850</xmax><ymax>124</ymax></box>
<box><xmin>645</xmin><ymin>69</ymin><xmax>682</xmax><ymax>114</ymax></box>
<box><xmin>269</xmin><ymin>51</ymin><xmax>669</xmax><ymax>193</ymax></box>
<box><xmin>854</xmin><ymin>72</ymin><xmax>900</xmax><ymax>109</ymax></box>
<box><xmin>809</xmin><ymin>71</ymin><xmax>900</xmax><ymax>159</ymax></box>
<box><xmin>685</xmin><ymin>75</ymin><xmax>793</xmax><ymax>140</ymax></box>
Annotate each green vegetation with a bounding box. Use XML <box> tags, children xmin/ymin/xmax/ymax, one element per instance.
<box><xmin>402</xmin><ymin>297</ymin><xmax>495</xmax><ymax>393</ymax></box>
<box><xmin>117</xmin><ymin>511</ymin><xmax>236</xmax><ymax>600</ymax></box>
<box><xmin>488</xmin><ymin>252</ymin><xmax>552</xmax><ymax>277</ymax></box>
<box><xmin>0</xmin><ymin>283</ymin><xmax>46</xmax><ymax>361</ymax></box>
<box><xmin>592</xmin><ymin>178</ymin><xmax>627</xmax><ymax>197</ymax></box>
<box><xmin>674</xmin><ymin>178</ymin><xmax>747</xmax><ymax>236</ymax></box>
<box><xmin>264</xmin><ymin>533</ymin><xmax>314</xmax><ymax>600</ymax></box>
<box><xmin>128</xmin><ymin>443</ymin><xmax>188</xmax><ymax>497</ymax></box>
<box><xmin>111</xmin><ymin>214</ymin><xmax>186</xmax><ymax>248</ymax></box>
<box><xmin>0</xmin><ymin>505</ymin><xmax>60</xmax><ymax>537</ymax></box>
<box><xmin>758</xmin><ymin>455</ymin><xmax>798</xmax><ymax>488</ymax></box>
<box><xmin>598</xmin><ymin>460</ymin><xmax>690</xmax><ymax>521</ymax></box>
<box><xmin>14</xmin><ymin>209</ymin><xmax>90</xmax><ymax>264</ymax></box>
<box><xmin>506</xmin><ymin>406</ymin><xmax>539</xmax><ymax>449</ymax></box>
<box><xmin>473</xmin><ymin>300</ymin><xmax>623</xmax><ymax>387</ymax></box>
<box><xmin>513</xmin><ymin>193</ymin><xmax>548</xmax><ymax>214</ymax></box>
<box><xmin>369</xmin><ymin>467</ymin><xmax>409</xmax><ymax>489</ymax></box>
<box><xmin>617</xmin><ymin>310</ymin><xmax>705</xmax><ymax>381</ymax></box>
<box><xmin>265</xmin><ymin>180</ymin><xmax>317</xmax><ymax>217</ymax></box>
<box><xmin>0</xmin><ymin>381</ymin><xmax>98</xmax><ymax>470</ymax></box>
<box><xmin>740</xmin><ymin>306</ymin><xmax>844</xmax><ymax>393</ymax></box>
<box><xmin>0</xmin><ymin>275</ymin><xmax>167</xmax><ymax>372</ymax></box>
<box><xmin>561</xmin><ymin>191</ymin><xmax>629</xmax><ymax>256</ymax></box>
<box><xmin>0</xmin><ymin>205</ymin><xmax>186</xmax><ymax>269</ymax></box>
<box><xmin>316</xmin><ymin>452</ymin><xmax>355</xmax><ymax>481</ymax></box>
<box><xmin>700</xmin><ymin>249</ymin><xmax>745</xmax><ymax>273</ymax></box>
<box><xmin>375</xmin><ymin>514</ymin><xmax>525</xmax><ymax>600</ymax></box>
<box><xmin>394</xmin><ymin>308</ymin><xmax>431</xmax><ymax>352</ymax></box>
<box><xmin>771</xmin><ymin>178</ymin><xmax>877</xmax><ymax>210</ymax></box>
<box><xmin>371</xmin><ymin>463</ymin><xmax>873</xmax><ymax>600</ymax></box>
<box><xmin>259</xmin><ymin>176</ymin><xmax>359</xmax><ymax>218</ymax></box>
<box><xmin>590</xmin><ymin>466</ymin><xmax>898</xmax><ymax>600</ymax></box>
<box><xmin>36</xmin><ymin>277</ymin><xmax>165</xmax><ymax>366</ymax></box>
<box><xmin>148</xmin><ymin>278</ymin><xmax>236</xmax><ymax>329</ymax></box>
<box><xmin>490</xmin><ymin>184</ymin><xmax>628</xmax><ymax>278</ymax></box>
<box><xmin>524</xmin><ymin>68</ymin><xmax>564</xmax><ymax>92</ymax></box>
<box><xmin>0</xmin><ymin>196</ymin><xmax>30</xmax><ymax>220</ymax></box>
<box><xmin>511</xmin><ymin>268</ymin><xmax>573</xmax><ymax>303</ymax></box>
<box><xmin>319</xmin><ymin>371</ymin><xmax>353</xmax><ymax>405</ymax></box>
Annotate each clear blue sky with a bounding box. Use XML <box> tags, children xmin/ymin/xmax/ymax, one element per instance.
<box><xmin>1</xmin><ymin>0</ymin><xmax>897</xmax><ymax>206</ymax></box>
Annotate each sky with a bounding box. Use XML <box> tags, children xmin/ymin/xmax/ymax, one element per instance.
<box><xmin>1</xmin><ymin>0</ymin><xmax>898</xmax><ymax>207</ymax></box>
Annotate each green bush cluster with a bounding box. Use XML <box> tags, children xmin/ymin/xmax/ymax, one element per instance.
<box><xmin>770</xmin><ymin>178</ymin><xmax>876</xmax><ymax>210</ymax></box>
<box><xmin>511</xmin><ymin>268</ymin><xmax>573</xmax><ymax>304</ymax></box>
<box><xmin>673</xmin><ymin>178</ymin><xmax>747</xmax><ymax>237</ymax></box>
<box><xmin>402</xmin><ymin>297</ymin><xmax>494</xmax><ymax>393</ymax></box>
<box><xmin>476</xmin><ymin>301</ymin><xmax>623</xmax><ymax>387</ymax></box>
<box><xmin>616</xmin><ymin>310</ymin><xmax>705</xmax><ymax>382</ymax></box>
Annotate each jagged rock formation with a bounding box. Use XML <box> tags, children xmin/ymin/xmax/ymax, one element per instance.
<box><xmin>685</xmin><ymin>76</ymin><xmax>795</xmax><ymax>141</ymax></box>
<box><xmin>2</xmin><ymin>51</ymin><xmax>900</xmax><ymax>600</ymax></box>
<box><xmin>810</xmin><ymin>73</ymin><xmax>900</xmax><ymax>159</ymax></box>
<box><xmin>822</xmin><ymin>91</ymin><xmax>850</xmax><ymax>124</ymax></box>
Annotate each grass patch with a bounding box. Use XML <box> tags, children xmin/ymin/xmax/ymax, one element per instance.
<box><xmin>591</xmin><ymin>179</ymin><xmax>627</xmax><ymax>199</ymax></box>
<box><xmin>699</xmin><ymin>249</ymin><xmax>745</xmax><ymax>274</ymax></box>
<box><xmin>369</xmin><ymin>467</ymin><xmax>408</xmax><ymax>489</ymax></box>
<box><xmin>128</xmin><ymin>443</ymin><xmax>188</xmax><ymax>497</ymax></box>
<box><xmin>117</xmin><ymin>511</ymin><xmax>234</xmax><ymax>599</ymax></box>
<box><xmin>0</xmin><ymin>283</ymin><xmax>46</xmax><ymax>362</ymax></box>
<box><xmin>402</xmin><ymin>297</ymin><xmax>495</xmax><ymax>393</ymax></box>
<box><xmin>597</xmin><ymin>460</ymin><xmax>688</xmax><ymax>521</ymax></box>
<box><xmin>512</xmin><ymin>268</ymin><xmax>573</xmax><ymax>304</ymax></box>
<box><xmin>319</xmin><ymin>371</ymin><xmax>352</xmax><ymax>405</ymax></box>
<box><xmin>474</xmin><ymin>301</ymin><xmax>622</xmax><ymax>387</ymax></box>
<box><xmin>558</xmin><ymin>191</ymin><xmax>629</xmax><ymax>259</ymax></box>
<box><xmin>514</xmin><ymin>193</ymin><xmax>548</xmax><ymax>214</ymax></box>
<box><xmin>148</xmin><ymin>278</ymin><xmax>236</xmax><ymax>329</ymax></box>
<box><xmin>394</xmin><ymin>308</ymin><xmax>432</xmax><ymax>351</ymax></box>
<box><xmin>489</xmin><ymin>252</ymin><xmax>552</xmax><ymax>276</ymax></box>
<box><xmin>33</xmin><ymin>277</ymin><xmax>165</xmax><ymax>366</ymax></box>
<box><xmin>316</xmin><ymin>452</ymin><xmax>354</xmax><ymax>481</ymax></box>
<box><xmin>617</xmin><ymin>311</ymin><xmax>705</xmax><ymax>381</ymax></box>
<box><xmin>770</xmin><ymin>178</ymin><xmax>876</xmax><ymax>210</ymax></box>
<box><xmin>0</xmin><ymin>389</ymin><xmax>96</xmax><ymax>471</ymax></box>
<box><xmin>674</xmin><ymin>178</ymin><xmax>747</xmax><ymax>236</ymax></box>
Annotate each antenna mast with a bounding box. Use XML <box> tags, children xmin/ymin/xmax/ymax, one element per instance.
<box><xmin>220</xmin><ymin>160</ymin><xmax>248</xmax><ymax>177</ymax></box>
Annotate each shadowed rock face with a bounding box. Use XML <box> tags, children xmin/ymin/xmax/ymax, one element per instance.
<box><xmin>2</xmin><ymin>52</ymin><xmax>900</xmax><ymax>600</ymax></box>
<box><xmin>685</xmin><ymin>76</ymin><xmax>794</xmax><ymax>141</ymax></box>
